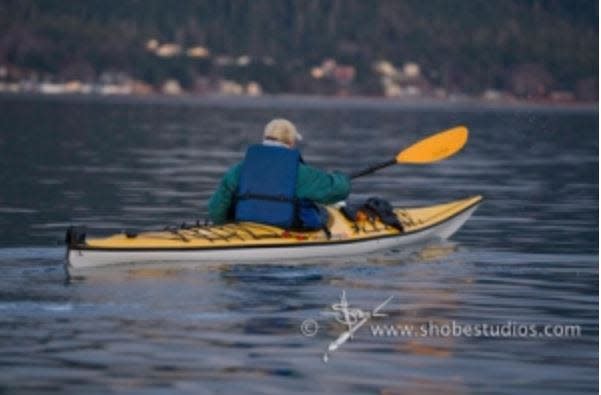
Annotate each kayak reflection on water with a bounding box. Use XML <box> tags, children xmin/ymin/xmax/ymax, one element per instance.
<box><xmin>207</xmin><ymin>118</ymin><xmax>351</xmax><ymax>230</ymax></box>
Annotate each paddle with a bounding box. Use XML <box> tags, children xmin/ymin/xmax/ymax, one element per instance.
<box><xmin>349</xmin><ymin>126</ymin><xmax>469</xmax><ymax>179</ymax></box>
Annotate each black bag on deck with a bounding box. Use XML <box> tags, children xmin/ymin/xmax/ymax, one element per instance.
<box><xmin>341</xmin><ymin>197</ymin><xmax>404</xmax><ymax>232</ymax></box>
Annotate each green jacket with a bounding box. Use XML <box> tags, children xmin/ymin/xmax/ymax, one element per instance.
<box><xmin>208</xmin><ymin>162</ymin><xmax>351</xmax><ymax>224</ymax></box>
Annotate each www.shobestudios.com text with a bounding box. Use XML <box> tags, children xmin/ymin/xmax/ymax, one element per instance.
<box><xmin>368</xmin><ymin>321</ymin><xmax>582</xmax><ymax>338</ymax></box>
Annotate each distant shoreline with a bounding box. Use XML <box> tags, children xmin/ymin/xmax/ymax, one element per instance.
<box><xmin>0</xmin><ymin>92</ymin><xmax>597</xmax><ymax>113</ymax></box>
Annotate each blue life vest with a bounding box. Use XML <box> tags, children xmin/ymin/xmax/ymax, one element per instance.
<box><xmin>235</xmin><ymin>144</ymin><xmax>300</xmax><ymax>228</ymax></box>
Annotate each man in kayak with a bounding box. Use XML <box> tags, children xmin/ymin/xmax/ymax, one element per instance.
<box><xmin>208</xmin><ymin>119</ymin><xmax>350</xmax><ymax>229</ymax></box>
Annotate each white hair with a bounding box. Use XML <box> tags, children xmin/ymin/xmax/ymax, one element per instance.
<box><xmin>263</xmin><ymin>119</ymin><xmax>303</xmax><ymax>147</ymax></box>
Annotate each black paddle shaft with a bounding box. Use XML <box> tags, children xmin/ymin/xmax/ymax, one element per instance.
<box><xmin>350</xmin><ymin>158</ymin><xmax>397</xmax><ymax>179</ymax></box>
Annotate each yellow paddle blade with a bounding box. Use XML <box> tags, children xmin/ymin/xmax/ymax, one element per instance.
<box><xmin>396</xmin><ymin>126</ymin><xmax>469</xmax><ymax>164</ymax></box>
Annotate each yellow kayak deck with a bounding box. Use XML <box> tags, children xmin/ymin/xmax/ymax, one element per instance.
<box><xmin>83</xmin><ymin>196</ymin><xmax>482</xmax><ymax>250</ymax></box>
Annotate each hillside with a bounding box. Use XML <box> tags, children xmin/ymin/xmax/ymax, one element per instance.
<box><xmin>0</xmin><ymin>0</ymin><xmax>597</xmax><ymax>100</ymax></box>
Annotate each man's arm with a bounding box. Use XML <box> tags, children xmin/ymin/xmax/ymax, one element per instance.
<box><xmin>296</xmin><ymin>164</ymin><xmax>351</xmax><ymax>204</ymax></box>
<box><xmin>207</xmin><ymin>163</ymin><xmax>241</xmax><ymax>224</ymax></box>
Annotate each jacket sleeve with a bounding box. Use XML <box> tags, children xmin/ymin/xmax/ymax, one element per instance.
<box><xmin>296</xmin><ymin>164</ymin><xmax>351</xmax><ymax>204</ymax></box>
<box><xmin>207</xmin><ymin>163</ymin><xmax>241</xmax><ymax>224</ymax></box>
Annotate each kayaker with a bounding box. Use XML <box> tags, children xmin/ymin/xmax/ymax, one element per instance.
<box><xmin>208</xmin><ymin>118</ymin><xmax>351</xmax><ymax>228</ymax></box>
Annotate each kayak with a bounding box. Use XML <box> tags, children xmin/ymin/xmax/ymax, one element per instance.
<box><xmin>65</xmin><ymin>195</ymin><xmax>482</xmax><ymax>271</ymax></box>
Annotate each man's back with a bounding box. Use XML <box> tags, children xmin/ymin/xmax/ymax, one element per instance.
<box><xmin>208</xmin><ymin>161</ymin><xmax>350</xmax><ymax>224</ymax></box>
<box><xmin>207</xmin><ymin>118</ymin><xmax>350</xmax><ymax>226</ymax></box>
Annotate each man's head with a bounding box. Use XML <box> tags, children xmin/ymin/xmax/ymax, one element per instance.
<box><xmin>263</xmin><ymin>119</ymin><xmax>303</xmax><ymax>148</ymax></box>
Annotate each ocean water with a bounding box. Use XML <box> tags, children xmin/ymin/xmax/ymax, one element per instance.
<box><xmin>0</xmin><ymin>95</ymin><xmax>597</xmax><ymax>394</ymax></box>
